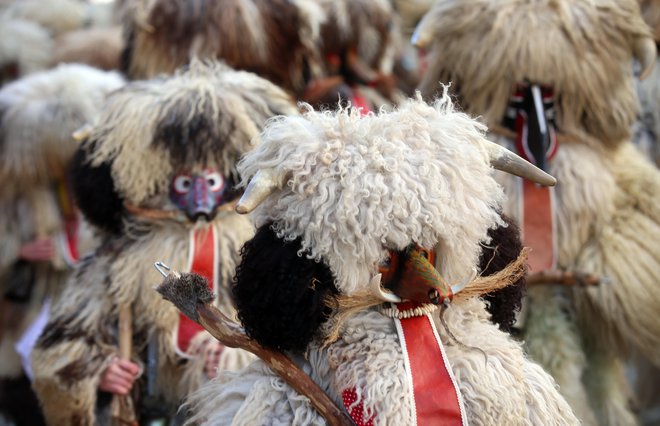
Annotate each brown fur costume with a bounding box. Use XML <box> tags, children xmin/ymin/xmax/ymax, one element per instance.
<box><xmin>31</xmin><ymin>60</ymin><xmax>298</xmax><ymax>425</ymax></box>
<box><xmin>121</xmin><ymin>0</ymin><xmax>323</xmax><ymax>96</ymax></box>
<box><xmin>415</xmin><ymin>1</ymin><xmax>660</xmax><ymax>424</ymax></box>
<box><xmin>303</xmin><ymin>0</ymin><xmax>406</xmax><ymax>111</ymax></box>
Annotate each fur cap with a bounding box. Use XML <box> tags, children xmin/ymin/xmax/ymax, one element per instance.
<box><xmin>238</xmin><ymin>92</ymin><xmax>505</xmax><ymax>296</ymax></box>
<box><xmin>416</xmin><ymin>0</ymin><xmax>655</xmax><ymax>148</ymax></box>
<box><xmin>121</xmin><ymin>0</ymin><xmax>324</xmax><ymax>95</ymax></box>
<box><xmin>75</xmin><ymin>60</ymin><xmax>298</xmax><ymax>233</ymax></box>
<box><xmin>0</xmin><ymin>63</ymin><xmax>124</xmax><ymax>189</ymax></box>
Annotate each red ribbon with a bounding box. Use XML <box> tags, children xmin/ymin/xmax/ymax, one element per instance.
<box><xmin>176</xmin><ymin>226</ymin><xmax>217</xmax><ymax>354</ymax></box>
<box><xmin>343</xmin><ymin>303</ymin><xmax>465</xmax><ymax>425</ymax></box>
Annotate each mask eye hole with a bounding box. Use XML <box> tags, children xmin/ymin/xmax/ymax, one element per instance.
<box><xmin>173</xmin><ymin>175</ymin><xmax>192</xmax><ymax>193</ymax></box>
<box><xmin>206</xmin><ymin>172</ymin><xmax>224</xmax><ymax>192</ymax></box>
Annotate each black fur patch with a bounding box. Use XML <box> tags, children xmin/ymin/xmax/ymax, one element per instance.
<box><xmin>37</xmin><ymin>312</ymin><xmax>97</xmax><ymax>350</ymax></box>
<box><xmin>479</xmin><ymin>215</ymin><xmax>526</xmax><ymax>333</ymax></box>
<box><xmin>56</xmin><ymin>354</ymin><xmax>106</xmax><ymax>387</ymax></box>
<box><xmin>232</xmin><ymin>223</ymin><xmax>338</xmax><ymax>353</ymax></box>
<box><xmin>70</xmin><ymin>142</ymin><xmax>125</xmax><ymax>234</ymax></box>
<box><xmin>153</xmin><ymin>99</ymin><xmax>236</xmax><ymax>169</ymax></box>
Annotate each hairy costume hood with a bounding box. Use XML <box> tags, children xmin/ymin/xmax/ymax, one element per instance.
<box><xmin>75</xmin><ymin>60</ymin><xmax>298</xmax><ymax>233</ymax></box>
<box><xmin>0</xmin><ymin>63</ymin><xmax>124</xmax><ymax>191</ymax></box>
<box><xmin>238</xmin><ymin>92</ymin><xmax>505</xmax><ymax>295</ymax></box>
<box><xmin>121</xmin><ymin>0</ymin><xmax>324</xmax><ymax>95</ymax></box>
<box><xmin>415</xmin><ymin>0</ymin><xmax>655</xmax><ymax>148</ymax></box>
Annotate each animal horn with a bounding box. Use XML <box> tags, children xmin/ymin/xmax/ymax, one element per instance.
<box><xmin>235</xmin><ymin>169</ymin><xmax>282</xmax><ymax>214</ymax></box>
<box><xmin>411</xmin><ymin>15</ymin><xmax>435</xmax><ymax>49</ymax></box>
<box><xmin>369</xmin><ymin>274</ymin><xmax>402</xmax><ymax>303</ymax></box>
<box><xmin>633</xmin><ymin>36</ymin><xmax>656</xmax><ymax>80</ymax></box>
<box><xmin>484</xmin><ymin>140</ymin><xmax>557</xmax><ymax>186</ymax></box>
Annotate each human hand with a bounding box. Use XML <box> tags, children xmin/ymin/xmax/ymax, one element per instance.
<box><xmin>18</xmin><ymin>238</ymin><xmax>55</xmax><ymax>262</ymax></box>
<box><xmin>98</xmin><ymin>358</ymin><xmax>140</xmax><ymax>396</ymax></box>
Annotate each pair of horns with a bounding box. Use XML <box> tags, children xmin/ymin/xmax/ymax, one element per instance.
<box><xmin>412</xmin><ymin>16</ymin><xmax>656</xmax><ymax>81</ymax></box>
<box><xmin>235</xmin><ymin>141</ymin><xmax>556</xmax><ymax>215</ymax></box>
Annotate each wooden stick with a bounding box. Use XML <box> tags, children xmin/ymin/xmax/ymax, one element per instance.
<box><xmin>155</xmin><ymin>272</ymin><xmax>354</xmax><ymax>426</ymax></box>
<box><xmin>111</xmin><ymin>304</ymin><xmax>138</xmax><ymax>426</ymax></box>
<box><xmin>527</xmin><ymin>270</ymin><xmax>605</xmax><ymax>287</ymax></box>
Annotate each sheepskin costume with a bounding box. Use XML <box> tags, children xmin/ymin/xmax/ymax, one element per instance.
<box><xmin>303</xmin><ymin>0</ymin><xmax>405</xmax><ymax>111</ymax></box>
<box><xmin>31</xmin><ymin>61</ymin><xmax>299</xmax><ymax>425</ymax></box>
<box><xmin>414</xmin><ymin>1</ymin><xmax>660</xmax><ymax>424</ymax></box>
<box><xmin>0</xmin><ymin>63</ymin><xmax>123</xmax><ymax>424</ymax></box>
<box><xmin>184</xmin><ymin>94</ymin><xmax>577</xmax><ymax>425</ymax></box>
<box><xmin>0</xmin><ymin>13</ymin><xmax>52</xmax><ymax>86</ymax></box>
<box><xmin>120</xmin><ymin>0</ymin><xmax>324</xmax><ymax>96</ymax></box>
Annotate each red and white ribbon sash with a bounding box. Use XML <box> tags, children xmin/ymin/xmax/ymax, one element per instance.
<box><xmin>55</xmin><ymin>179</ymin><xmax>80</xmax><ymax>267</ymax></box>
<box><xmin>343</xmin><ymin>303</ymin><xmax>467</xmax><ymax>425</ymax></box>
<box><xmin>511</xmin><ymin>98</ymin><xmax>558</xmax><ymax>273</ymax></box>
<box><xmin>176</xmin><ymin>226</ymin><xmax>218</xmax><ymax>355</ymax></box>
<box><xmin>519</xmin><ymin>179</ymin><xmax>558</xmax><ymax>272</ymax></box>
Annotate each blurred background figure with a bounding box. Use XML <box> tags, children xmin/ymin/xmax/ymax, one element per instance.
<box><xmin>0</xmin><ymin>63</ymin><xmax>124</xmax><ymax>425</ymax></box>
<box><xmin>413</xmin><ymin>0</ymin><xmax>660</xmax><ymax>424</ymax></box>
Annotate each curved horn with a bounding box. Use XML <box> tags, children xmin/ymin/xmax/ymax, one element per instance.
<box><xmin>634</xmin><ymin>36</ymin><xmax>656</xmax><ymax>80</ymax></box>
<box><xmin>484</xmin><ymin>140</ymin><xmax>557</xmax><ymax>186</ymax></box>
<box><xmin>369</xmin><ymin>274</ymin><xmax>402</xmax><ymax>303</ymax></box>
<box><xmin>411</xmin><ymin>15</ymin><xmax>435</xmax><ymax>49</ymax></box>
<box><xmin>235</xmin><ymin>169</ymin><xmax>283</xmax><ymax>214</ymax></box>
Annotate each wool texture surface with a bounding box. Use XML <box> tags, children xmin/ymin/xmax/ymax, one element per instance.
<box><xmin>121</xmin><ymin>0</ymin><xmax>324</xmax><ymax>95</ymax></box>
<box><xmin>415</xmin><ymin>1</ymin><xmax>660</xmax><ymax>422</ymax></box>
<box><xmin>0</xmin><ymin>63</ymin><xmax>124</xmax><ymax>192</ymax></box>
<box><xmin>185</xmin><ymin>96</ymin><xmax>578</xmax><ymax>424</ymax></box>
<box><xmin>417</xmin><ymin>0</ymin><xmax>653</xmax><ymax>148</ymax></box>
<box><xmin>83</xmin><ymin>60</ymin><xmax>298</xmax><ymax>208</ymax></box>
<box><xmin>30</xmin><ymin>61</ymin><xmax>296</xmax><ymax>424</ymax></box>
<box><xmin>0</xmin><ymin>64</ymin><xmax>121</xmax><ymax>378</ymax></box>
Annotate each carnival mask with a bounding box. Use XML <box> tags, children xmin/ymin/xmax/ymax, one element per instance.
<box><xmin>502</xmin><ymin>81</ymin><xmax>558</xmax><ymax>172</ymax></box>
<box><xmin>169</xmin><ymin>169</ymin><xmax>227</xmax><ymax>221</ymax></box>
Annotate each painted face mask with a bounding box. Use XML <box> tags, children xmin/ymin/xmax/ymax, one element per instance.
<box><xmin>169</xmin><ymin>169</ymin><xmax>227</xmax><ymax>221</ymax></box>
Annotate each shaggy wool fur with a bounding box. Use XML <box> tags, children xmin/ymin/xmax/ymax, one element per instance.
<box><xmin>232</xmin><ymin>223</ymin><xmax>338</xmax><ymax>353</ymax></box>
<box><xmin>479</xmin><ymin>215</ymin><xmax>525</xmax><ymax>334</ymax></box>
<box><xmin>416</xmin><ymin>0</ymin><xmax>653</xmax><ymax>148</ymax></box>
<box><xmin>0</xmin><ymin>64</ymin><xmax>121</xmax><ymax>378</ymax></box>
<box><xmin>31</xmin><ymin>60</ymin><xmax>298</xmax><ymax>425</ymax></box>
<box><xmin>121</xmin><ymin>0</ymin><xmax>324</xmax><ymax>95</ymax></box>
<box><xmin>0</xmin><ymin>64</ymin><xmax>124</xmax><ymax>192</ymax></box>
<box><xmin>640</xmin><ymin>0</ymin><xmax>660</xmax><ymax>41</ymax></box>
<box><xmin>493</xmin><ymin>138</ymin><xmax>660</xmax><ymax>424</ymax></box>
<box><xmin>0</xmin><ymin>15</ymin><xmax>52</xmax><ymax>85</ymax></box>
<box><xmin>416</xmin><ymin>1</ymin><xmax>660</xmax><ymax>423</ymax></box>
<box><xmin>52</xmin><ymin>26</ymin><xmax>123</xmax><ymax>71</ymax></box>
<box><xmin>240</xmin><ymin>93</ymin><xmax>505</xmax><ymax>295</ymax></box>
<box><xmin>315</xmin><ymin>0</ymin><xmax>397</xmax><ymax>74</ymax></box>
<box><xmin>185</xmin><ymin>95</ymin><xmax>578</xmax><ymax>424</ymax></box>
<box><xmin>83</xmin><ymin>60</ymin><xmax>298</xmax><ymax>207</ymax></box>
